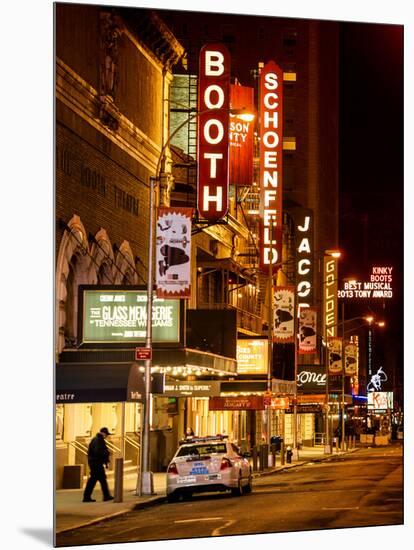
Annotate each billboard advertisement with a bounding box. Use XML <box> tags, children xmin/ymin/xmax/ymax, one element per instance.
<box><xmin>156</xmin><ymin>207</ymin><xmax>193</xmax><ymax>299</ymax></box>
<box><xmin>368</xmin><ymin>391</ymin><xmax>393</xmax><ymax>410</ymax></box>
<box><xmin>197</xmin><ymin>43</ymin><xmax>230</xmax><ymax>221</ymax></box>
<box><xmin>258</xmin><ymin>60</ymin><xmax>283</xmax><ymax>273</ymax></box>
<box><xmin>236</xmin><ymin>339</ymin><xmax>268</xmax><ymax>374</ymax></box>
<box><xmin>229</xmin><ymin>84</ymin><xmax>254</xmax><ymax>186</ymax></box>
<box><xmin>79</xmin><ymin>287</ymin><xmax>181</xmax><ymax>344</ymax></box>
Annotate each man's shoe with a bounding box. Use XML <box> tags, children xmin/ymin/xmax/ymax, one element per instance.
<box><xmin>82</xmin><ymin>498</ymin><xmax>96</xmax><ymax>502</ymax></box>
<box><xmin>103</xmin><ymin>495</ymin><xmax>114</xmax><ymax>501</ymax></box>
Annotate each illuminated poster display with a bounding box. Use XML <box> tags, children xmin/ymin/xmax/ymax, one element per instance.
<box><xmin>236</xmin><ymin>339</ymin><xmax>268</xmax><ymax>374</ymax></box>
<box><xmin>80</xmin><ymin>288</ymin><xmax>180</xmax><ymax>344</ymax></box>
<box><xmin>229</xmin><ymin>84</ymin><xmax>254</xmax><ymax>186</ymax></box>
<box><xmin>273</xmin><ymin>286</ymin><xmax>295</xmax><ymax>343</ymax></box>
<box><xmin>156</xmin><ymin>207</ymin><xmax>193</xmax><ymax>299</ymax></box>
<box><xmin>197</xmin><ymin>43</ymin><xmax>230</xmax><ymax>221</ymax></box>
<box><xmin>323</xmin><ymin>256</ymin><xmax>338</xmax><ymax>337</ymax></box>
<box><xmin>338</xmin><ymin>266</ymin><xmax>394</xmax><ymax>299</ymax></box>
<box><xmin>259</xmin><ymin>60</ymin><xmax>283</xmax><ymax>273</ymax></box>
<box><xmin>298</xmin><ymin>307</ymin><xmax>317</xmax><ymax>354</ymax></box>
<box><xmin>328</xmin><ymin>337</ymin><xmax>343</xmax><ymax>375</ymax></box>
<box><xmin>368</xmin><ymin>391</ymin><xmax>393</xmax><ymax>410</ymax></box>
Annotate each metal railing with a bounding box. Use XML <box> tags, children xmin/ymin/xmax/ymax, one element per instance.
<box><xmin>68</xmin><ymin>440</ymin><xmax>88</xmax><ymax>456</ymax></box>
<box><xmin>313</xmin><ymin>432</ymin><xmax>326</xmax><ymax>446</ymax></box>
<box><xmin>125</xmin><ymin>434</ymin><xmax>140</xmax><ymax>452</ymax></box>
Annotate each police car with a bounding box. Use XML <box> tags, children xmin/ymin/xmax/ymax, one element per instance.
<box><xmin>166</xmin><ymin>436</ymin><xmax>252</xmax><ymax>502</ymax></box>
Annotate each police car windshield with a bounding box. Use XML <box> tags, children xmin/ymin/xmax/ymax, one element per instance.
<box><xmin>177</xmin><ymin>443</ymin><xmax>227</xmax><ymax>457</ymax></box>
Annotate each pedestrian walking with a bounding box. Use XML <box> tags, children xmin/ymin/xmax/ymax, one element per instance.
<box><xmin>82</xmin><ymin>427</ymin><xmax>114</xmax><ymax>502</ymax></box>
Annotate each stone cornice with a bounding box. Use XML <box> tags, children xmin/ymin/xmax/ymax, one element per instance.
<box><xmin>56</xmin><ymin>57</ymin><xmax>161</xmax><ymax>175</ymax></box>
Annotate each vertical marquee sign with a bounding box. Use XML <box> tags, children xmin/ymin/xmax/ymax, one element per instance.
<box><xmin>323</xmin><ymin>256</ymin><xmax>338</xmax><ymax>337</ymax></box>
<box><xmin>197</xmin><ymin>43</ymin><xmax>231</xmax><ymax>221</ymax></box>
<box><xmin>259</xmin><ymin>61</ymin><xmax>283</xmax><ymax>273</ymax></box>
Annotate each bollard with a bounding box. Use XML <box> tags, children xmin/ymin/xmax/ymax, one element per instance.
<box><xmin>114</xmin><ymin>457</ymin><xmax>124</xmax><ymax>503</ymax></box>
<box><xmin>280</xmin><ymin>442</ymin><xmax>285</xmax><ymax>466</ymax></box>
<box><xmin>252</xmin><ymin>446</ymin><xmax>258</xmax><ymax>472</ymax></box>
<box><xmin>271</xmin><ymin>444</ymin><xmax>277</xmax><ymax>468</ymax></box>
<box><xmin>262</xmin><ymin>444</ymin><xmax>269</xmax><ymax>469</ymax></box>
<box><xmin>352</xmin><ymin>435</ymin><xmax>356</xmax><ymax>449</ymax></box>
<box><xmin>259</xmin><ymin>445</ymin><xmax>264</xmax><ymax>470</ymax></box>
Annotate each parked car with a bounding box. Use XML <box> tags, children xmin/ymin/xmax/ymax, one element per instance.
<box><xmin>166</xmin><ymin>435</ymin><xmax>252</xmax><ymax>502</ymax></box>
<box><xmin>397</xmin><ymin>426</ymin><xmax>404</xmax><ymax>440</ymax></box>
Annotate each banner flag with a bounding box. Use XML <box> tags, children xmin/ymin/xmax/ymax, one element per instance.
<box><xmin>273</xmin><ymin>286</ymin><xmax>295</xmax><ymax>343</ymax></box>
<box><xmin>328</xmin><ymin>336</ymin><xmax>343</xmax><ymax>375</ymax></box>
<box><xmin>229</xmin><ymin>84</ymin><xmax>254</xmax><ymax>186</ymax></box>
<box><xmin>298</xmin><ymin>307</ymin><xmax>317</xmax><ymax>354</ymax></box>
<box><xmin>344</xmin><ymin>340</ymin><xmax>358</xmax><ymax>376</ymax></box>
<box><xmin>156</xmin><ymin>207</ymin><xmax>193</xmax><ymax>298</ymax></box>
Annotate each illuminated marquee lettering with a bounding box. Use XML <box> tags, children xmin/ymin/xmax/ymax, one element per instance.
<box><xmin>197</xmin><ymin>44</ymin><xmax>230</xmax><ymax>221</ymax></box>
<box><xmin>293</xmin><ymin>209</ymin><xmax>314</xmax><ymax>313</ymax></box>
<box><xmin>337</xmin><ymin>266</ymin><xmax>394</xmax><ymax>299</ymax></box>
<box><xmin>259</xmin><ymin>61</ymin><xmax>283</xmax><ymax>273</ymax></box>
<box><xmin>323</xmin><ymin>257</ymin><xmax>338</xmax><ymax>337</ymax></box>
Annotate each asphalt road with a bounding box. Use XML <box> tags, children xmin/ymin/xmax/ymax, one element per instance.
<box><xmin>56</xmin><ymin>445</ymin><xmax>403</xmax><ymax>547</ymax></box>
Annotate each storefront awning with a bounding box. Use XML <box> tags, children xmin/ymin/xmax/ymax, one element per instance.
<box><xmin>56</xmin><ymin>347</ymin><xmax>236</xmax><ymax>404</ymax></box>
<box><xmin>152</xmin><ymin>348</ymin><xmax>237</xmax><ymax>375</ymax></box>
<box><xmin>55</xmin><ymin>363</ymin><xmax>164</xmax><ymax>403</ymax></box>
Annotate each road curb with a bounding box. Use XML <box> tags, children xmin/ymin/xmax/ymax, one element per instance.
<box><xmin>55</xmin><ymin>495</ymin><xmax>166</xmax><ymax>535</ymax></box>
<box><xmin>252</xmin><ymin>448</ymin><xmax>361</xmax><ymax>478</ymax></box>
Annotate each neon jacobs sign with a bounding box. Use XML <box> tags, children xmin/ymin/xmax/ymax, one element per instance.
<box><xmin>197</xmin><ymin>43</ymin><xmax>230</xmax><ymax>221</ymax></box>
<box><xmin>259</xmin><ymin>61</ymin><xmax>283</xmax><ymax>273</ymax></box>
<box><xmin>295</xmin><ymin>209</ymin><xmax>314</xmax><ymax>311</ymax></box>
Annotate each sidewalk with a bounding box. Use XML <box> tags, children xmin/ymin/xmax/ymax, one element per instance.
<box><xmin>55</xmin><ymin>445</ymin><xmax>359</xmax><ymax>534</ymax></box>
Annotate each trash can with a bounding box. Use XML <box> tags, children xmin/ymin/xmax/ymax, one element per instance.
<box><xmin>270</xmin><ymin>436</ymin><xmax>283</xmax><ymax>452</ymax></box>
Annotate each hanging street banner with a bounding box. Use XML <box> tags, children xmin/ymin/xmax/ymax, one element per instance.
<box><xmin>323</xmin><ymin>255</ymin><xmax>338</xmax><ymax>337</ymax></box>
<box><xmin>273</xmin><ymin>286</ymin><xmax>295</xmax><ymax>343</ymax></box>
<box><xmin>229</xmin><ymin>84</ymin><xmax>254</xmax><ymax>186</ymax></box>
<box><xmin>344</xmin><ymin>340</ymin><xmax>358</xmax><ymax>376</ymax></box>
<box><xmin>156</xmin><ymin>207</ymin><xmax>193</xmax><ymax>299</ymax></box>
<box><xmin>197</xmin><ymin>43</ymin><xmax>230</xmax><ymax>221</ymax></box>
<box><xmin>259</xmin><ymin>60</ymin><xmax>283</xmax><ymax>273</ymax></box>
<box><xmin>328</xmin><ymin>336</ymin><xmax>343</xmax><ymax>375</ymax></box>
<box><xmin>298</xmin><ymin>307</ymin><xmax>317</xmax><ymax>354</ymax></box>
<box><xmin>79</xmin><ymin>288</ymin><xmax>181</xmax><ymax>344</ymax></box>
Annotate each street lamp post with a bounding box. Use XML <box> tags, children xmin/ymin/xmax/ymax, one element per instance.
<box><xmin>138</xmin><ymin>105</ymin><xmax>254</xmax><ymax>495</ymax></box>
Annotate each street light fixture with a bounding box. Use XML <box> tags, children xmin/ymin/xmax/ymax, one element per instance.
<box><xmin>138</xmin><ymin>105</ymin><xmax>255</xmax><ymax>496</ymax></box>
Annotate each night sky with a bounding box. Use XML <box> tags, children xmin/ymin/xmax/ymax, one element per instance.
<box><xmin>338</xmin><ymin>23</ymin><xmax>403</xmax><ymax>396</ymax></box>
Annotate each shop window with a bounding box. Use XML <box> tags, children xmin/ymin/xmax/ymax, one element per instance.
<box><xmin>56</xmin><ymin>404</ymin><xmax>64</xmax><ymax>441</ymax></box>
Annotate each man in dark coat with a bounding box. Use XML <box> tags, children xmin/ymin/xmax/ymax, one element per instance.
<box><xmin>82</xmin><ymin>427</ymin><xmax>114</xmax><ymax>502</ymax></box>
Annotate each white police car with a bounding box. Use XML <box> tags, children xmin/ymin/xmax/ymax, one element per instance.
<box><xmin>166</xmin><ymin>436</ymin><xmax>252</xmax><ymax>502</ymax></box>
